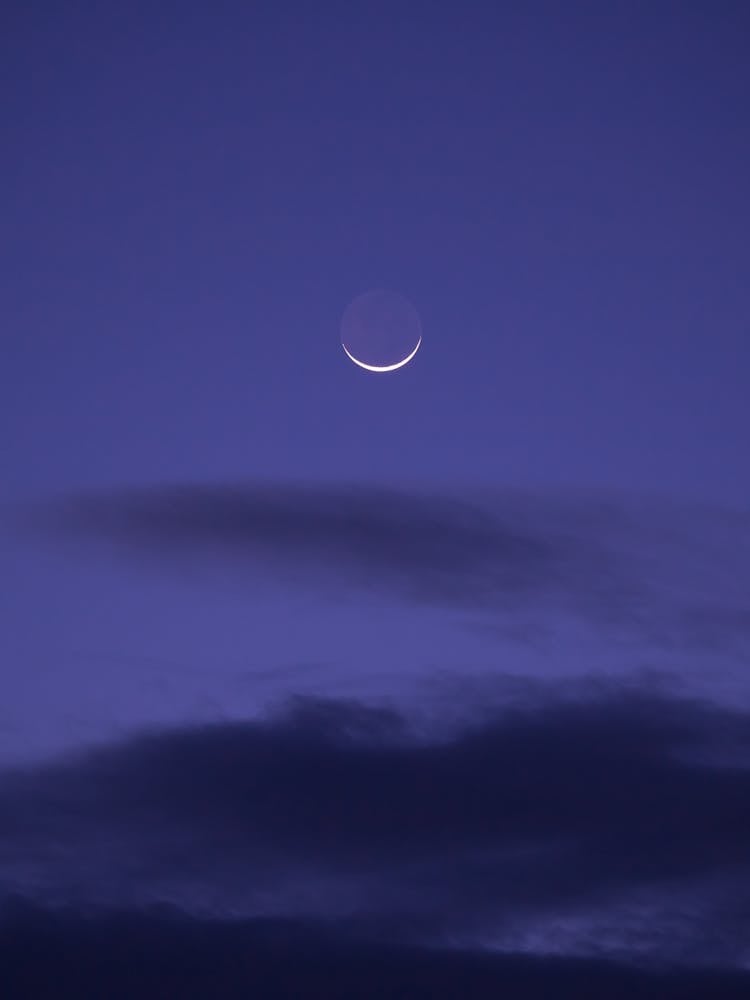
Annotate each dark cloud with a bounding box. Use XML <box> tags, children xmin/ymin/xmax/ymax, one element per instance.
<box><xmin>31</xmin><ymin>482</ymin><xmax>750</xmax><ymax>652</ymax></box>
<box><xmin>3</xmin><ymin>903</ymin><xmax>750</xmax><ymax>1000</ymax></box>
<box><xmin>2</xmin><ymin>684</ymin><xmax>749</xmax><ymax>970</ymax></box>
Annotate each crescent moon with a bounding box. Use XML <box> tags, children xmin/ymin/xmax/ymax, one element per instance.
<box><xmin>342</xmin><ymin>337</ymin><xmax>422</xmax><ymax>373</ymax></box>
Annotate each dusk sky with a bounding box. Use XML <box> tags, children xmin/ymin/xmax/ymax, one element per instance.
<box><xmin>2</xmin><ymin>3</ymin><xmax>750</xmax><ymax>996</ymax></box>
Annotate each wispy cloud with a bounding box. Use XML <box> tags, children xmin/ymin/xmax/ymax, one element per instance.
<box><xmin>34</xmin><ymin>482</ymin><xmax>750</xmax><ymax>653</ymax></box>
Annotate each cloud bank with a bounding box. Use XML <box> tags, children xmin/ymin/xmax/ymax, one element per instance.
<box><xmin>2</xmin><ymin>684</ymin><xmax>749</xmax><ymax>973</ymax></box>
<box><xmin>3</xmin><ymin>903</ymin><xmax>750</xmax><ymax>1000</ymax></box>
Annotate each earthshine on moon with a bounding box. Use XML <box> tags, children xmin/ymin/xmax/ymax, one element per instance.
<box><xmin>340</xmin><ymin>289</ymin><xmax>422</xmax><ymax>373</ymax></box>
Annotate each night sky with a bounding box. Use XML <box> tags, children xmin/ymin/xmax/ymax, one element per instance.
<box><xmin>2</xmin><ymin>3</ymin><xmax>750</xmax><ymax>996</ymax></box>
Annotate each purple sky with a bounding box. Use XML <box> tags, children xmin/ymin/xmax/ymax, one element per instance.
<box><xmin>2</xmin><ymin>3</ymin><xmax>750</xmax><ymax>991</ymax></box>
<box><xmin>3</xmin><ymin>4</ymin><xmax>748</xmax><ymax>501</ymax></box>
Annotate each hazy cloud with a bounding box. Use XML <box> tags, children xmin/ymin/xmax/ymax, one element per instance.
<box><xmin>34</xmin><ymin>482</ymin><xmax>750</xmax><ymax>653</ymax></box>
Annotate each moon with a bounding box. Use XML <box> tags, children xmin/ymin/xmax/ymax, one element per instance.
<box><xmin>340</xmin><ymin>289</ymin><xmax>422</xmax><ymax>373</ymax></box>
<box><xmin>342</xmin><ymin>337</ymin><xmax>422</xmax><ymax>373</ymax></box>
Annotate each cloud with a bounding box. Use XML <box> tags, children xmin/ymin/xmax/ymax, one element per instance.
<box><xmin>3</xmin><ymin>903</ymin><xmax>750</xmax><ymax>1000</ymax></box>
<box><xmin>33</xmin><ymin>482</ymin><xmax>750</xmax><ymax>653</ymax></box>
<box><xmin>35</xmin><ymin>483</ymin><xmax>560</xmax><ymax>605</ymax></box>
<box><xmin>1</xmin><ymin>683</ymin><xmax>749</xmax><ymax>970</ymax></box>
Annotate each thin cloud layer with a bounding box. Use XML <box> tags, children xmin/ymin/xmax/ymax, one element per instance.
<box><xmin>2</xmin><ymin>684</ymin><xmax>749</xmax><ymax>969</ymax></box>
<box><xmin>36</xmin><ymin>482</ymin><xmax>750</xmax><ymax>653</ymax></box>
<box><xmin>37</xmin><ymin>483</ymin><xmax>559</xmax><ymax>605</ymax></box>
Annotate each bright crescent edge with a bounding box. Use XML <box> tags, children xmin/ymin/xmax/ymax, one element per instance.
<box><xmin>341</xmin><ymin>336</ymin><xmax>422</xmax><ymax>373</ymax></box>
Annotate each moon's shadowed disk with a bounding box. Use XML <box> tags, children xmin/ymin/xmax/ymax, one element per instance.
<box><xmin>340</xmin><ymin>289</ymin><xmax>422</xmax><ymax>372</ymax></box>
